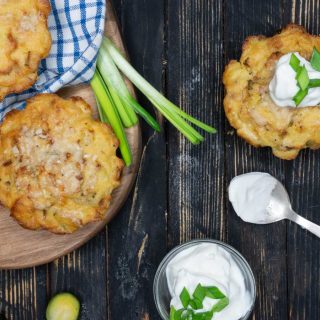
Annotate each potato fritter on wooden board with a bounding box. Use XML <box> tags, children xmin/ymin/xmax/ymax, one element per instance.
<box><xmin>0</xmin><ymin>94</ymin><xmax>124</xmax><ymax>234</ymax></box>
<box><xmin>0</xmin><ymin>0</ymin><xmax>51</xmax><ymax>101</ymax></box>
<box><xmin>223</xmin><ymin>25</ymin><xmax>320</xmax><ymax>160</ymax></box>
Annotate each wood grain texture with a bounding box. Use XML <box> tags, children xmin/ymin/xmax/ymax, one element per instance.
<box><xmin>167</xmin><ymin>0</ymin><xmax>226</xmax><ymax>246</ymax></box>
<box><xmin>0</xmin><ymin>268</ymin><xmax>40</xmax><ymax>319</ymax></box>
<box><xmin>224</xmin><ymin>1</ymin><xmax>288</xmax><ymax>319</ymax></box>
<box><xmin>2</xmin><ymin>0</ymin><xmax>320</xmax><ymax>319</ymax></box>
<box><xmin>283</xmin><ymin>2</ymin><xmax>320</xmax><ymax>319</ymax></box>
<box><xmin>50</xmin><ymin>232</ymin><xmax>108</xmax><ymax>320</ymax></box>
<box><xmin>0</xmin><ymin>0</ymin><xmax>142</xmax><ymax>269</ymax></box>
<box><xmin>108</xmin><ymin>1</ymin><xmax>166</xmax><ymax>319</ymax></box>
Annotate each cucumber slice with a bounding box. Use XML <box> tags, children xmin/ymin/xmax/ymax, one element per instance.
<box><xmin>46</xmin><ymin>292</ymin><xmax>80</xmax><ymax>320</ymax></box>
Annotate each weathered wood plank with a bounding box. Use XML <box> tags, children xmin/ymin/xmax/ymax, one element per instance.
<box><xmin>0</xmin><ymin>267</ymin><xmax>46</xmax><ymax>319</ymax></box>
<box><xmin>224</xmin><ymin>1</ymin><xmax>288</xmax><ymax>319</ymax></box>
<box><xmin>35</xmin><ymin>266</ymin><xmax>48</xmax><ymax>320</ymax></box>
<box><xmin>283</xmin><ymin>2</ymin><xmax>320</xmax><ymax>319</ymax></box>
<box><xmin>166</xmin><ymin>0</ymin><xmax>226</xmax><ymax>248</ymax></box>
<box><xmin>108</xmin><ymin>0</ymin><xmax>166</xmax><ymax>319</ymax></box>
<box><xmin>50</xmin><ymin>232</ymin><xmax>107</xmax><ymax>320</ymax></box>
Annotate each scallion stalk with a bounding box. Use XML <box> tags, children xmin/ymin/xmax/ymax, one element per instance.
<box><xmin>123</xmin><ymin>95</ymin><xmax>161</xmax><ymax>131</ymax></box>
<box><xmin>97</xmin><ymin>46</ymin><xmax>160</xmax><ymax>131</ymax></box>
<box><xmin>308</xmin><ymin>79</ymin><xmax>320</xmax><ymax>88</ymax></box>
<box><xmin>102</xmin><ymin>37</ymin><xmax>216</xmax><ymax>139</ymax></box>
<box><xmin>97</xmin><ymin>49</ymin><xmax>138</xmax><ymax>127</ymax></box>
<box><xmin>91</xmin><ymin>71</ymin><xmax>132</xmax><ymax>166</ymax></box>
<box><xmin>96</xmin><ymin>98</ymin><xmax>108</xmax><ymax>123</ymax></box>
<box><xmin>149</xmin><ymin>97</ymin><xmax>203</xmax><ymax>144</ymax></box>
<box><xmin>92</xmin><ymin>37</ymin><xmax>216</xmax><ymax>167</ymax></box>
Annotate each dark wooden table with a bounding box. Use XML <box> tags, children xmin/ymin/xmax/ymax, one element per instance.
<box><xmin>1</xmin><ymin>0</ymin><xmax>320</xmax><ymax>319</ymax></box>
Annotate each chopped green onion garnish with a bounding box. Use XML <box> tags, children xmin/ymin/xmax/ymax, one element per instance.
<box><xmin>179</xmin><ymin>287</ymin><xmax>191</xmax><ymax>308</ymax></box>
<box><xmin>192</xmin><ymin>311</ymin><xmax>214</xmax><ymax>320</ymax></box>
<box><xmin>170</xmin><ymin>284</ymin><xmax>229</xmax><ymax>320</ymax></box>
<box><xmin>170</xmin><ymin>307</ymin><xmax>184</xmax><ymax>320</ymax></box>
<box><xmin>189</xmin><ymin>298</ymin><xmax>203</xmax><ymax>310</ymax></box>
<box><xmin>211</xmin><ymin>297</ymin><xmax>230</xmax><ymax>313</ymax></box>
<box><xmin>311</xmin><ymin>47</ymin><xmax>320</xmax><ymax>71</ymax></box>
<box><xmin>296</xmin><ymin>65</ymin><xmax>309</xmax><ymax>90</ymax></box>
<box><xmin>290</xmin><ymin>53</ymin><xmax>300</xmax><ymax>72</ymax></box>
<box><xmin>170</xmin><ymin>306</ymin><xmax>175</xmax><ymax>320</ymax></box>
<box><xmin>204</xmin><ymin>286</ymin><xmax>226</xmax><ymax>299</ymax></box>
<box><xmin>293</xmin><ymin>88</ymin><xmax>308</xmax><ymax>106</ymax></box>
<box><xmin>193</xmin><ymin>284</ymin><xmax>206</xmax><ymax>302</ymax></box>
<box><xmin>308</xmin><ymin>79</ymin><xmax>320</xmax><ymax>88</ymax></box>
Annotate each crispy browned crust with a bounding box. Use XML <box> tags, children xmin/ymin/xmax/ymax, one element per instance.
<box><xmin>223</xmin><ymin>24</ymin><xmax>320</xmax><ymax>160</ymax></box>
<box><xmin>0</xmin><ymin>94</ymin><xmax>124</xmax><ymax>233</ymax></box>
<box><xmin>0</xmin><ymin>0</ymin><xmax>52</xmax><ymax>100</ymax></box>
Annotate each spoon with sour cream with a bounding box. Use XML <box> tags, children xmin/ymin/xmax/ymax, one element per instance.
<box><xmin>228</xmin><ymin>172</ymin><xmax>320</xmax><ymax>238</ymax></box>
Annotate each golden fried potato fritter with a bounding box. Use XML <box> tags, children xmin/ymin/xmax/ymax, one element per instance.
<box><xmin>0</xmin><ymin>94</ymin><xmax>124</xmax><ymax>233</ymax></box>
<box><xmin>0</xmin><ymin>0</ymin><xmax>51</xmax><ymax>100</ymax></box>
<box><xmin>223</xmin><ymin>25</ymin><xmax>320</xmax><ymax>160</ymax></box>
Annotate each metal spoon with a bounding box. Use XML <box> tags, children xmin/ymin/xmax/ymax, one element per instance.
<box><xmin>260</xmin><ymin>178</ymin><xmax>320</xmax><ymax>237</ymax></box>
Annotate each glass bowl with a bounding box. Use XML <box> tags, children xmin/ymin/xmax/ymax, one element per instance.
<box><xmin>153</xmin><ymin>239</ymin><xmax>256</xmax><ymax>320</ymax></box>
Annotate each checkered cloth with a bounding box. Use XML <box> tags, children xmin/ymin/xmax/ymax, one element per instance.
<box><xmin>0</xmin><ymin>0</ymin><xmax>106</xmax><ymax>120</ymax></box>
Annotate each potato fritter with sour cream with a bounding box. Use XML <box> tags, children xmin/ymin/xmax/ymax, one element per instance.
<box><xmin>223</xmin><ymin>24</ymin><xmax>320</xmax><ymax>160</ymax></box>
<box><xmin>0</xmin><ymin>0</ymin><xmax>51</xmax><ymax>100</ymax></box>
<box><xmin>0</xmin><ymin>94</ymin><xmax>124</xmax><ymax>233</ymax></box>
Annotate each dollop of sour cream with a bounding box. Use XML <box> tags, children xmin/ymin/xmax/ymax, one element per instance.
<box><xmin>269</xmin><ymin>52</ymin><xmax>320</xmax><ymax>107</ymax></box>
<box><xmin>166</xmin><ymin>243</ymin><xmax>252</xmax><ymax>320</ymax></box>
<box><xmin>228</xmin><ymin>172</ymin><xmax>277</xmax><ymax>223</ymax></box>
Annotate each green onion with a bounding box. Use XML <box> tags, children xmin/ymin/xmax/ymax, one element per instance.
<box><xmin>308</xmin><ymin>79</ymin><xmax>320</xmax><ymax>88</ymax></box>
<box><xmin>170</xmin><ymin>307</ymin><xmax>183</xmax><ymax>320</ymax></box>
<box><xmin>193</xmin><ymin>284</ymin><xmax>206</xmax><ymax>302</ymax></box>
<box><xmin>204</xmin><ymin>286</ymin><xmax>226</xmax><ymax>299</ymax></box>
<box><xmin>92</xmin><ymin>37</ymin><xmax>216</xmax><ymax>166</ymax></box>
<box><xmin>191</xmin><ymin>298</ymin><xmax>204</xmax><ymax>310</ymax></box>
<box><xmin>311</xmin><ymin>47</ymin><xmax>320</xmax><ymax>71</ymax></box>
<box><xmin>179</xmin><ymin>287</ymin><xmax>191</xmax><ymax>308</ymax></box>
<box><xmin>96</xmin><ymin>98</ymin><xmax>108</xmax><ymax>123</ymax></box>
<box><xmin>290</xmin><ymin>53</ymin><xmax>300</xmax><ymax>72</ymax></box>
<box><xmin>169</xmin><ymin>284</ymin><xmax>229</xmax><ymax>320</ymax></box>
<box><xmin>124</xmin><ymin>95</ymin><xmax>161</xmax><ymax>131</ymax></box>
<box><xmin>170</xmin><ymin>307</ymin><xmax>176</xmax><ymax>320</ymax></box>
<box><xmin>102</xmin><ymin>37</ymin><xmax>216</xmax><ymax>138</ymax></box>
<box><xmin>289</xmin><ymin>54</ymin><xmax>315</xmax><ymax>106</ymax></box>
<box><xmin>107</xmin><ymin>83</ymin><xmax>135</xmax><ymax>127</ymax></box>
<box><xmin>96</xmin><ymin>48</ymin><xmax>138</xmax><ymax>127</ymax></box>
<box><xmin>210</xmin><ymin>297</ymin><xmax>230</xmax><ymax>313</ymax></box>
<box><xmin>97</xmin><ymin>45</ymin><xmax>161</xmax><ymax>132</ymax></box>
<box><xmin>296</xmin><ymin>65</ymin><xmax>309</xmax><ymax>90</ymax></box>
<box><xmin>91</xmin><ymin>71</ymin><xmax>132</xmax><ymax>166</ymax></box>
<box><xmin>293</xmin><ymin>88</ymin><xmax>308</xmax><ymax>106</ymax></box>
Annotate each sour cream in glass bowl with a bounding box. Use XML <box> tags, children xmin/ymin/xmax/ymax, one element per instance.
<box><xmin>153</xmin><ymin>239</ymin><xmax>256</xmax><ymax>320</ymax></box>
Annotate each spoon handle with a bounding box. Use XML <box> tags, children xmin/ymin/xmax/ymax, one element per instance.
<box><xmin>289</xmin><ymin>211</ymin><xmax>320</xmax><ymax>238</ymax></box>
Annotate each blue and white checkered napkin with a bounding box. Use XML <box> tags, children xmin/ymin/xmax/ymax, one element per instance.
<box><xmin>0</xmin><ymin>0</ymin><xmax>106</xmax><ymax>120</ymax></box>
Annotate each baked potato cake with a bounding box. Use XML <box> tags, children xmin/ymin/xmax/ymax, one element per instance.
<box><xmin>0</xmin><ymin>94</ymin><xmax>124</xmax><ymax>233</ymax></box>
<box><xmin>0</xmin><ymin>0</ymin><xmax>51</xmax><ymax>100</ymax></box>
<box><xmin>223</xmin><ymin>24</ymin><xmax>320</xmax><ymax>160</ymax></box>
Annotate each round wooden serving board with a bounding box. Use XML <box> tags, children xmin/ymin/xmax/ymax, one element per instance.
<box><xmin>0</xmin><ymin>1</ymin><xmax>142</xmax><ymax>269</ymax></box>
